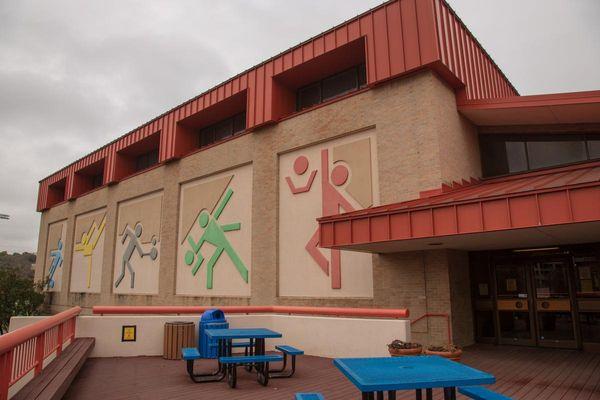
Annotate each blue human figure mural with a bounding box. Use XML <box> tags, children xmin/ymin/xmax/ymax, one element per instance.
<box><xmin>47</xmin><ymin>239</ymin><xmax>63</xmax><ymax>289</ymax></box>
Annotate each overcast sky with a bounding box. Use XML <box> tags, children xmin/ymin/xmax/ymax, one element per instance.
<box><xmin>0</xmin><ymin>0</ymin><xmax>599</xmax><ymax>254</ymax></box>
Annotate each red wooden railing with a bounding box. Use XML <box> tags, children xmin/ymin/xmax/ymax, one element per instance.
<box><xmin>93</xmin><ymin>305</ymin><xmax>409</xmax><ymax>319</ymax></box>
<box><xmin>411</xmin><ymin>313</ymin><xmax>452</xmax><ymax>345</ymax></box>
<box><xmin>0</xmin><ymin>307</ymin><xmax>81</xmax><ymax>400</ymax></box>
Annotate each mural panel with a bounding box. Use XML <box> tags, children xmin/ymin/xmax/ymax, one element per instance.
<box><xmin>176</xmin><ymin>164</ymin><xmax>252</xmax><ymax>297</ymax></box>
<box><xmin>70</xmin><ymin>208</ymin><xmax>106</xmax><ymax>293</ymax></box>
<box><xmin>279</xmin><ymin>132</ymin><xmax>378</xmax><ymax>297</ymax></box>
<box><xmin>44</xmin><ymin>220</ymin><xmax>67</xmax><ymax>292</ymax></box>
<box><xmin>113</xmin><ymin>192</ymin><xmax>162</xmax><ymax>295</ymax></box>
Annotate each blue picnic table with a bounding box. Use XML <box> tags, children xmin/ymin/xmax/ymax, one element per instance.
<box><xmin>205</xmin><ymin>328</ymin><xmax>282</xmax><ymax>340</ymax></box>
<box><xmin>334</xmin><ymin>356</ymin><xmax>495</xmax><ymax>400</ymax></box>
<box><xmin>205</xmin><ymin>328</ymin><xmax>282</xmax><ymax>361</ymax></box>
<box><xmin>206</xmin><ymin>328</ymin><xmax>282</xmax><ymax>365</ymax></box>
<box><xmin>185</xmin><ymin>328</ymin><xmax>282</xmax><ymax>384</ymax></box>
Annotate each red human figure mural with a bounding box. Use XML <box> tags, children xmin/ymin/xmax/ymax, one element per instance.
<box><xmin>285</xmin><ymin>150</ymin><xmax>354</xmax><ymax>289</ymax></box>
<box><xmin>285</xmin><ymin>155</ymin><xmax>317</xmax><ymax>194</ymax></box>
<box><xmin>318</xmin><ymin>149</ymin><xmax>354</xmax><ymax>288</ymax></box>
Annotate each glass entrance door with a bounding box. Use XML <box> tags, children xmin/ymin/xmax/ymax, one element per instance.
<box><xmin>472</xmin><ymin>244</ymin><xmax>600</xmax><ymax>349</ymax></box>
<box><xmin>495</xmin><ymin>262</ymin><xmax>536</xmax><ymax>346</ymax></box>
<box><xmin>533</xmin><ymin>259</ymin><xmax>578</xmax><ymax>348</ymax></box>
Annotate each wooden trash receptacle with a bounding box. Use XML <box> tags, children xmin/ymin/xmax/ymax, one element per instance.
<box><xmin>163</xmin><ymin>321</ymin><xmax>195</xmax><ymax>360</ymax></box>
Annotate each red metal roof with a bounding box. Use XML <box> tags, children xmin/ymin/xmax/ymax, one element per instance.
<box><xmin>318</xmin><ymin>161</ymin><xmax>600</xmax><ymax>251</ymax></box>
<box><xmin>37</xmin><ymin>0</ymin><xmax>518</xmax><ymax>211</ymax></box>
<box><xmin>458</xmin><ymin>90</ymin><xmax>600</xmax><ymax>126</ymax></box>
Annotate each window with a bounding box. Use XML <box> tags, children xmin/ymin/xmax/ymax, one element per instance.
<box><xmin>297</xmin><ymin>83</ymin><xmax>321</xmax><ymax>110</ymax></box>
<box><xmin>198</xmin><ymin>112</ymin><xmax>246</xmax><ymax>148</ymax></box>
<box><xmin>580</xmin><ymin>313</ymin><xmax>600</xmax><ymax>343</ymax></box>
<box><xmin>91</xmin><ymin>173</ymin><xmax>103</xmax><ymax>188</ymax></box>
<box><xmin>526</xmin><ymin>140</ymin><xmax>587</xmax><ymax>170</ymax></box>
<box><xmin>135</xmin><ymin>149</ymin><xmax>159</xmax><ymax>172</ymax></box>
<box><xmin>480</xmin><ymin>133</ymin><xmax>600</xmax><ymax>177</ymax></box>
<box><xmin>586</xmin><ymin>138</ymin><xmax>600</xmax><ymax>159</ymax></box>
<box><xmin>296</xmin><ymin>64</ymin><xmax>367</xmax><ymax>111</ymax></box>
<box><xmin>574</xmin><ymin>253</ymin><xmax>600</xmax><ymax>296</ymax></box>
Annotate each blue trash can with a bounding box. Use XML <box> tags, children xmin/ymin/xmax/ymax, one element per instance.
<box><xmin>198</xmin><ymin>309</ymin><xmax>228</xmax><ymax>358</ymax></box>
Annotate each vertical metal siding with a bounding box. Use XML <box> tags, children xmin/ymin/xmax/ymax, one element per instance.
<box><xmin>433</xmin><ymin>0</ymin><xmax>516</xmax><ymax>100</ymax></box>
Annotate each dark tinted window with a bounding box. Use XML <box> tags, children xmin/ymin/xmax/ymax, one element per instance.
<box><xmin>505</xmin><ymin>142</ymin><xmax>528</xmax><ymax>173</ymax></box>
<box><xmin>233</xmin><ymin>113</ymin><xmax>246</xmax><ymax>134</ymax></box>
<box><xmin>580</xmin><ymin>312</ymin><xmax>600</xmax><ymax>343</ymax></box>
<box><xmin>214</xmin><ymin>119</ymin><xmax>233</xmax><ymax>141</ymax></box>
<box><xmin>358</xmin><ymin>64</ymin><xmax>367</xmax><ymax>87</ymax></box>
<box><xmin>574</xmin><ymin>251</ymin><xmax>600</xmax><ymax>295</ymax></box>
<box><xmin>91</xmin><ymin>173</ymin><xmax>103</xmax><ymax>188</ymax></box>
<box><xmin>297</xmin><ymin>83</ymin><xmax>321</xmax><ymax>110</ymax></box>
<box><xmin>135</xmin><ymin>149</ymin><xmax>159</xmax><ymax>172</ymax></box>
<box><xmin>199</xmin><ymin>112</ymin><xmax>246</xmax><ymax>148</ymax></box>
<box><xmin>322</xmin><ymin>68</ymin><xmax>358</xmax><ymax>101</ymax></box>
<box><xmin>296</xmin><ymin>64</ymin><xmax>366</xmax><ymax>111</ymax></box>
<box><xmin>588</xmin><ymin>139</ymin><xmax>600</xmax><ymax>159</ymax></box>
<box><xmin>527</xmin><ymin>139</ymin><xmax>587</xmax><ymax>169</ymax></box>
<box><xmin>199</xmin><ymin>128</ymin><xmax>215</xmax><ymax>147</ymax></box>
<box><xmin>480</xmin><ymin>133</ymin><xmax>600</xmax><ymax>177</ymax></box>
<box><xmin>480</xmin><ymin>139</ymin><xmax>509</xmax><ymax>177</ymax></box>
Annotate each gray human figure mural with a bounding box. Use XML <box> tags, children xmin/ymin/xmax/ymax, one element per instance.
<box><xmin>115</xmin><ymin>223</ymin><xmax>158</xmax><ymax>289</ymax></box>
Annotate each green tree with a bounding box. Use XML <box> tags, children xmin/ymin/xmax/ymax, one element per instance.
<box><xmin>0</xmin><ymin>269</ymin><xmax>45</xmax><ymax>334</ymax></box>
<box><xmin>0</xmin><ymin>251</ymin><xmax>36</xmax><ymax>279</ymax></box>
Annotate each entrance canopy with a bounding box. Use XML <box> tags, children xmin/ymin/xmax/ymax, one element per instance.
<box><xmin>458</xmin><ymin>90</ymin><xmax>600</xmax><ymax>126</ymax></box>
<box><xmin>318</xmin><ymin>162</ymin><xmax>600</xmax><ymax>253</ymax></box>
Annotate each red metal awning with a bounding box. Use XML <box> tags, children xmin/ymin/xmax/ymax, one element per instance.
<box><xmin>318</xmin><ymin>162</ymin><xmax>600</xmax><ymax>253</ymax></box>
<box><xmin>458</xmin><ymin>90</ymin><xmax>600</xmax><ymax>126</ymax></box>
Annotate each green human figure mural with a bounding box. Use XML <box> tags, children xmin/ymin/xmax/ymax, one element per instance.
<box><xmin>184</xmin><ymin>188</ymin><xmax>249</xmax><ymax>289</ymax></box>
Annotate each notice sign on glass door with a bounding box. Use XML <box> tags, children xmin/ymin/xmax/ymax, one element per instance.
<box><xmin>537</xmin><ymin>287</ymin><xmax>550</xmax><ymax>298</ymax></box>
<box><xmin>506</xmin><ymin>278</ymin><xmax>517</xmax><ymax>292</ymax></box>
<box><xmin>478</xmin><ymin>283</ymin><xmax>489</xmax><ymax>296</ymax></box>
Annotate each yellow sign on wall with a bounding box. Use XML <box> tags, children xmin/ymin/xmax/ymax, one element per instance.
<box><xmin>122</xmin><ymin>325</ymin><xmax>136</xmax><ymax>342</ymax></box>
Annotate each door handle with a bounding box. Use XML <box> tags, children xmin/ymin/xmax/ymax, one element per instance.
<box><xmin>516</xmin><ymin>301</ymin><xmax>524</xmax><ymax>309</ymax></box>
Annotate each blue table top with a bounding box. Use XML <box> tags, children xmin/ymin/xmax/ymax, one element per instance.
<box><xmin>333</xmin><ymin>356</ymin><xmax>495</xmax><ymax>392</ymax></box>
<box><xmin>204</xmin><ymin>328</ymin><xmax>282</xmax><ymax>340</ymax></box>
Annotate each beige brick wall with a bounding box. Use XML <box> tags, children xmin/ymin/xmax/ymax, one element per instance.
<box><xmin>36</xmin><ymin>70</ymin><xmax>480</xmax><ymax>345</ymax></box>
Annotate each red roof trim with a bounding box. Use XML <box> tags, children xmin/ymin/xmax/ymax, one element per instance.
<box><xmin>318</xmin><ymin>162</ymin><xmax>600</xmax><ymax>248</ymax></box>
<box><xmin>458</xmin><ymin>89</ymin><xmax>600</xmax><ymax>109</ymax></box>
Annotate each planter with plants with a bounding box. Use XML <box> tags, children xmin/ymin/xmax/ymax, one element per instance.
<box><xmin>424</xmin><ymin>344</ymin><xmax>462</xmax><ymax>361</ymax></box>
<box><xmin>387</xmin><ymin>340</ymin><xmax>423</xmax><ymax>356</ymax></box>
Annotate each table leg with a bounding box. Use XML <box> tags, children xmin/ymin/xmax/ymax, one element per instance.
<box><xmin>387</xmin><ymin>391</ymin><xmax>396</xmax><ymax>400</ymax></box>
<box><xmin>443</xmin><ymin>387</ymin><xmax>456</xmax><ymax>400</ymax></box>
<box><xmin>426</xmin><ymin>389</ymin><xmax>432</xmax><ymax>400</ymax></box>
<box><xmin>256</xmin><ymin>338</ymin><xmax>266</xmax><ymax>371</ymax></box>
<box><xmin>245</xmin><ymin>338</ymin><xmax>255</xmax><ymax>372</ymax></box>
<box><xmin>377</xmin><ymin>392</ymin><xmax>384</xmax><ymax>400</ymax></box>
<box><xmin>415</xmin><ymin>389</ymin><xmax>422</xmax><ymax>400</ymax></box>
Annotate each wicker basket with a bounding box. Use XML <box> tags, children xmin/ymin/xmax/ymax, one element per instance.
<box><xmin>424</xmin><ymin>347</ymin><xmax>462</xmax><ymax>361</ymax></box>
<box><xmin>388</xmin><ymin>345</ymin><xmax>422</xmax><ymax>357</ymax></box>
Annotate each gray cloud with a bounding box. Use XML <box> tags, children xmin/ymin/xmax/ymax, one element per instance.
<box><xmin>0</xmin><ymin>0</ymin><xmax>599</xmax><ymax>253</ymax></box>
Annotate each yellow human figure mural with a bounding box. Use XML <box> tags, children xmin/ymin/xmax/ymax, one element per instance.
<box><xmin>74</xmin><ymin>216</ymin><xmax>106</xmax><ymax>288</ymax></box>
